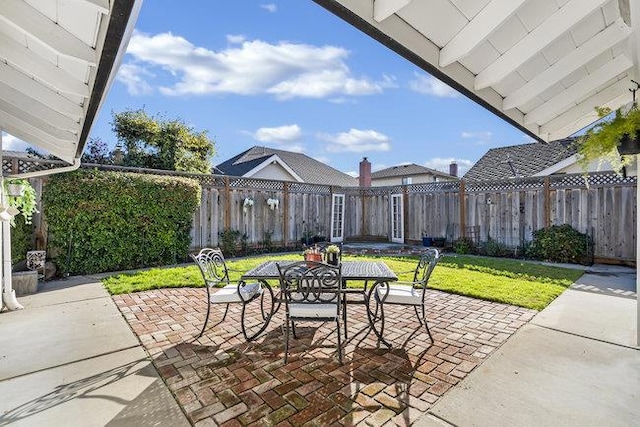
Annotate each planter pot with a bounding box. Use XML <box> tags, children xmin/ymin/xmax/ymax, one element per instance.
<box><xmin>422</xmin><ymin>237</ymin><xmax>433</xmax><ymax>247</ymax></box>
<box><xmin>325</xmin><ymin>252</ymin><xmax>339</xmax><ymax>266</ymax></box>
<box><xmin>6</xmin><ymin>184</ymin><xmax>25</xmax><ymax>197</ymax></box>
<box><xmin>618</xmin><ymin>133</ymin><xmax>640</xmax><ymax>155</ymax></box>
<box><xmin>304</xmin><ymin>253</ymin><xmax>322</xmax><ymax>267</ymax></box>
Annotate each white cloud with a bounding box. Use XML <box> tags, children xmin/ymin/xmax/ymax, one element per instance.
<box><xmin>461</xmin><ymin>131</ymin><xmax>492</xmax><ymax>140</ymax></box>
<box><xmin>1</xmin><ymin>132</ymin><xmax>30</xmax><ymax>151</ymax></box>
<box><xmin>318</xmin><ymin>129</ymin><xmax>391</xmax><ymax>153</ymax></box>
<box><xmin>409</xmin><ymin>73</ymin><xmax>458</xmax><ymax>98</ymax></box>
<box><xmin>226</xmin><ymin>34</ymin><xmax>246</xmax><ymax>44</ymax></box>
<box><xmin>345</xmin><ymin>170</ymin><xmax>358</xmax><ymax>177</ymax></box>
<box><xmin>115</xmin><ymin>63</ymin><xmax>154</xmax><ymax>95</ymax></box>
<box><xmin>124</xmin><ymin>31</ymin><xmax>392</xmax><ymax>100</ymax></box>
<box><xmin>253</xmin><ymin>124</ymin><xmax>302</xmax><ymax>143</ymax></box>
<box><xmin>461</xmin><ymin>130</ymin><xmax>493</xmax><ymax>145</ymax></box>
<box><xmin>424</xmin><ymin>157</ymin><xmax>474</xmax><ymax>176</ymax></box>
<box><xmin>260</xmin><ymin>3</ymin><xmax>277</xmax><ymax>12</ymax></box>
<box><xmin>313</xmin><ymin>155</ymin><xmax>331</xmax><ymax>164</ymax></box>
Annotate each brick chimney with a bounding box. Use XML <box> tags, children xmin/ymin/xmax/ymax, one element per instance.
<box><xmin>359</xmin><ymin>157</ymin><xmax>371</xmax><ymax>187</ymax></box>
<box><xmin>449</xmin><ymin>161</ymin><xmax>458</xmax><ymax>177</ymax></box>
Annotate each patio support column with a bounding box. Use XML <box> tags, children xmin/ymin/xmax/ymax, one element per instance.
<box><xmin>637</xmin><ymin>158</ymin><xmax>639</xmax><ymax>346</ymax></box>
<box><xmin>283</xmin><ymin>182</ymin><xmax>289</xmax><ymax>248</ymax></box>
<box><xmin>459</xmin><ymin>180</ymin><xmax>466</xmax><ymax>239</ymax></box>
<box><xmin>0</xmin><ymin>129</ymin><xmax>24</xmax><ymax>311</ymax></box>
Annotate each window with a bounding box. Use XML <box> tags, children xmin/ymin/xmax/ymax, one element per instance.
<box><xmin>402</xmin><ymin>177</ymin><xmax>412</xmax><ymax>185</ymax></box>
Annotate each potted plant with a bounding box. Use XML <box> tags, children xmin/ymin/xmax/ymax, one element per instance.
<box><xmin>303</xmin><ymin>246</ymin><xmax>322</xmax><ymax>267</ymax></box>
<box><xmin>243</xmin><ymin>197</ymin><xmax>254</xmax><ymax>213</ymax></box>
<box><xmin>577</xmin><ymin>106</ymin><xmax>640</xmax><ymax>172</ymax></box>
<box><xmin>324</xmin><ymin>244</ymin><xmax>340</xmax><ymax>265</ymax></box>
<box><xmin>2</xmin><ymin>179</ymin><xmax>37</xmax><ymax>225</ymax></box>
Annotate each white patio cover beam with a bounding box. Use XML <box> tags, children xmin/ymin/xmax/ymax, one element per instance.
<box><xmin>373</xmin><ymin>0</ymin><xmax>412</xmax><ymax>22</ymax></box>
<box><xmin>475</xmin><ymin>0</ymin><xmax>610</xmax><ymax>90</ymax></box>
<box><xmin>0</xmin><ymin>82</ymin><xmax>79</xmax><ymax>132</ymax></box>
<box><xmin>525</xmin><ymin>54</ymin><xmax>633</xmax><ymax>126</ymax></box>
<box><xmin>0</xmin><ymin>61</ymin><xmax>83</xmax><ymax>119</ymax></box>
<box><xmin>544</xmin><ymin>93</ymin><xmax>629</xmax><ymax>141</ymax></box>
<box><xmin>439</xmin><ymin>0</ymin><xmax>526</xmax><ymax>68</ymax></box>
<box><xmin>0</xmin><ymin>113</ymin><xmax>76</xmax><ymax>162</ymax></box>
<box><xmin>503</xmin><ymin>19</ymin><xmax>632</xmax><ymax>111</ymax></box>
<box><xmin>0</xmin><ymin>33</ymin><xmax>89</xmax><ymax>97</ymax></box>
<box><xmin>0</xmin><ymin>0</ymin><xmax>97</xmax><ymax>65</ymax></box>
<box><xmin>0</xmin><ymin>99</ymin><xmax>77</xmax><ymax>142</ymax></box>
<box><xmin>72</xmin><ymin>0</ymin><xmax>110</xmax><ymax>15</ymax></box>
<box><xmin>539</xmin><ymin>80</ymin><xmax>629</xmax><ymax>138</ymax></box>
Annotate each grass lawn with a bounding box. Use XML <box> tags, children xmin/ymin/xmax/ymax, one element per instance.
<box><xmin>102</xmin><ymin>253</ymin><xmax>584</xmax><ymax>311</ymax></box>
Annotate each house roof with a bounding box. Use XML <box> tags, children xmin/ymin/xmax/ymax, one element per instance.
<box><xmin>216</xmin><ymin>146</ymin><xmax>357</xmax><ymax>186</ymax></box>
<box><xmin>464</xmin><ymin>138</ymin><xmax>578</xmax><ymax>181</ymax></box>
<box><xmin>371</xmin><ymin>163</ymin><xmax>456</xmax><ymax>180</ymax></box>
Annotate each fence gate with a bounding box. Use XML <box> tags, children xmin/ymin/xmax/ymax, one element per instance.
<box><xmin>390</xmin><ymin>193</ymin><xmax>404</xmax><ymax>243</ymax></box>
<box><xmin>330</xmin><ymin>193</ymin><xmax>345</xmax><ymax>242</ymax></box>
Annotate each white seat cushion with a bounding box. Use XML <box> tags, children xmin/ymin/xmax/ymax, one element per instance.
<box><xmin>289</xmin><ymin>303</ymin><xmax>337</xmax><ymax>319</ymax></box>
<box><xmin>209</xmin><ymin>283</ymin><xmax>261</xmax><ymax>304</ymax></box>
<box><xmin>377</xmin><ymin>284</ymin><xmax>422</xmax><ymax>305</ymax></box>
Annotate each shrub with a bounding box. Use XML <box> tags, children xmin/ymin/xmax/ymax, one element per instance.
<box><xmin>527</xmin><ymin>224</ymin><xmax>591</xmax><ymax>265</ymax></box>
<box><xmin>482</xmin><ymin>238</ymin><xmax>509</xmax><ymax>257</ymax></box>
<box><xmin>219</xmin><ymin>229</ymin><xmax>241</xmax><ymax>257</ymax></box>
<box><xmin>454</xmin><ymin>237</ymin><xmax>474</xmax><ymax>254</ymax></box>
<box><xmin>43</xmin><ymin>170</ymin><xmax>200</xmax><ymax>275</ymax></box>
<box><xmin>11</xmin><ymin>215</ymin><xmax>33</xmax><ymax>264</ymax></box>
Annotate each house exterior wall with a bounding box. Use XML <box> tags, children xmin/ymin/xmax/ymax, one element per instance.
<box><xmin>371</xmin><ymin>174</ymin><xmax>456</xmax><ymax>186</ymax></box>
<box><xmin>248</xmin><ymin>163</ymin><xmax>298</xmax><ymax>181</ymax></box>
<box><xmin>555</xmin><ymin>158</ymin><xmax>638</xmax><ymax>176</ymax></box>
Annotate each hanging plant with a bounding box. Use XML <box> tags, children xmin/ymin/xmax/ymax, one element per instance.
<box><xmin>243</xmin><ymin>197</ymin><xmax>254</xmax><ymax>213</ymax></box>
<box><xmin>3</xmin><ymin>178</ymin><xmax>38</xmax><ymax>225</ymax></box>
<box><xmin>577</xmin><ymin>106</ymin><xmax>640</xmax><ymax>173</ymax></box>
<box><xmin>266</xmin><ymin>197</ymin><xmax>279</xmax><ymax>210</ymax></box>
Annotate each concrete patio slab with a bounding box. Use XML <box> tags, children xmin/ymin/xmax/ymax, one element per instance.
<box><xmin>1</xmin><ymin>288</ymin><xmax>138</xmax><ymax>380</ymax></box>
<box><xmin>531</xmin><ymin>288</ymin><xmax>637</xmax><ymax>348</ymax></box>
<box><xmin>0</xmin><ymin>347</ymin><xmax>188</xmax><ymax>427</ymax></box>
<box><xmin>422</xmin><ymin>324</ymin><xmax>640</xmax><ymax>427</ymax></box>
<box><xmin>0</xmin><ymin>277</ymin><xmax>189</xmax><ymax>426</ymax></box>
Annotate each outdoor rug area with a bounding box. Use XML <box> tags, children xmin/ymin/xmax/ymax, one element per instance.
<box><xmin>113</xmin><ymin>289</ymin><xmax>535</xmax><ymax>426</ymax></box>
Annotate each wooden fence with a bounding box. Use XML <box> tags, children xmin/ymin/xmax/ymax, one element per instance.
<box><xmin>3</xmin><ymin>157</ymin><xmax>636</xmax><ymax>263</ymax></box>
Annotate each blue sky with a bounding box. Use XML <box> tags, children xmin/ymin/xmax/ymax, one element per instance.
<box><xmin>9</xmin><ymin>0</ymin><xmax>533</xmax><ymax>177</ymax></box>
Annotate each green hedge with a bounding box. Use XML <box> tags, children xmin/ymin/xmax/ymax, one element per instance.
<box><xmin>43</xmin><ymin>170</ymin><xmax>200</xmax><ymax>274</ymax></box>
<box><xmin>11</xmin><ymin>215</ymin><xmax>33</xmax><ymax>264</ymax></box>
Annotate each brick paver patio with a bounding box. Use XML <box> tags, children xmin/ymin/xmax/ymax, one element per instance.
<box><xmin>113</xmin><ymin>287</ymin><xmax>535</xmax><ymax>426</ymax></box>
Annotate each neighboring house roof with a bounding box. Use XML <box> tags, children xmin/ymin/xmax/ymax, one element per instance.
<box><xmin>371</xmin><ymin>163</ymin><xmax>456</xmax><ymax>180</ymax></box>
<box><xmin>464</xmin><ymin>138</ymin><xmax>578</xmax><ymax>181</ymax></box>
<box><xmin>216</xmin><ymin>146</ymin><xmax>357</xmax><ymax>186</ymax></box>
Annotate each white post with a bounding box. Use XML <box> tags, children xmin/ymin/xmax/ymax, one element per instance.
<box><xmin>637</xmin><ymin>156</ymin><xmax>639</xmax><ymax>346</ymax></box>
<box><xmin>0</xmin><ymin>129</ymin><xmax>24</xmax><ymax>310</ymax></box>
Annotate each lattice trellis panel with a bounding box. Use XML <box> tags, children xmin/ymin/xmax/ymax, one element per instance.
<box><xmin>228</xmin><ymin>177</ymin><xmax>285</xmax><ymax>191</ymax></box>
<box><xmin>287</xmin><ymin>182</ymin><xmax>332</xmax><ymax>194</ymax></box>
<box><xmin>465</xmin><ymin>177</ymin><xmax>545</xmax><ymax>192</ymax></box>
<box><xmin>409</xmin><ymin>181</ymin><xmax>461</xmax><ymax>193</ymax></box>
<box><xmin>550</xmin><ymin>172</ymin><xmax>637</xmax><ymax>189</ymax></box>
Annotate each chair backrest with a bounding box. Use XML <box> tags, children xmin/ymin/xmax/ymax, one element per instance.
<box><xmin>413</xmin><ymin>248</ymin><xmax>440</xmax><ymax>287</ymax></box>
<box><xmin>277</xmin><ymin>261</ymin><xmax>342</xmax><ymax>305</ymax></box>
<box><xmin>191</xmin><ymin>248</ymin><xmax>230</xmax><ymax>288</ymax></box>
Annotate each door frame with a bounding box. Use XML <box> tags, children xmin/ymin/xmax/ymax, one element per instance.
<box><xmin>390</xmin><ymin>193</ymin><xmax>404</xmax><ymax>243</ymax></box>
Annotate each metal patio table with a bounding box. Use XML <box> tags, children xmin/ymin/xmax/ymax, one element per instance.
<box><xmin>242</xmin><ymin>260</ymin><xmax>398</xmax><ymax>343</ymax></box>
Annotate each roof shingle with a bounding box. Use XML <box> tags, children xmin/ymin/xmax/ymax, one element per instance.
<box><xmin>216</xmin><ymin>146</ymin><xmax>357</xmax><ymax>186</ymax></box>
<box><xmin>464</xmin><ymin>138</ymin><xmax>578</xmax><ymax>181</ymax></box>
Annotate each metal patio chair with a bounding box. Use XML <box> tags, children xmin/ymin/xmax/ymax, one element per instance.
<box><xmin>371</xmin><ymin>248</ymin><xmax>440</xmax><ymax>346</ymax></box>
<box><xmin>191</xmin><ymin>248</ymin><xmax>266</xmax><ymax>341</ymax></box>
<box><xmin>276</xmin><ymin>261</ymin><xmax>343</xmax><ymax>364</ymax></box>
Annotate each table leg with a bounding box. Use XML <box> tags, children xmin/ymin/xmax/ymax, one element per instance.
<box><xmin>242</xmin><ymin>280</ymin><xmax>281</xmax><ymax>341</ymax></box>
<box><xmin>365</xmin><ymin>281</ymin><xmax>391</xmax><ymax>348</ymax></box>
